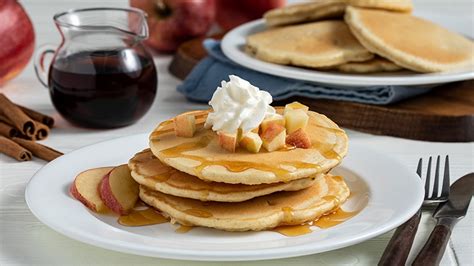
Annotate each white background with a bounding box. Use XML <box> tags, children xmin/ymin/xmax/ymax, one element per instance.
<box><xmin>1</xmin><ymin>0</ymin><xmax>473</xmax><ymax>265</ymax></box>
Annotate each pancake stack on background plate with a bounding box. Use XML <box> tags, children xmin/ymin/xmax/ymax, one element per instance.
<box><xmin>128</xmin><ymin>103</ymin><xmax>351</xmax><ymax>232</ymax></box>
<box><xmin>246</xmin><ymin>0</ymin><xmax>474</xmax><ymax>73</ymax></box>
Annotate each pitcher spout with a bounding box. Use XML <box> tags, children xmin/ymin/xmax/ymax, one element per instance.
<box><xmin>53</xmin><ymin>7</ymin><xmax>148</xmax><ymax>40</ymax></box>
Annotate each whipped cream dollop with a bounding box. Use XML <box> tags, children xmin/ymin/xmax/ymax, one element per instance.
<box><xmin>205</xmin><ymin>75</ymin><xmax>275</xmax><ymax>134</ymax></box>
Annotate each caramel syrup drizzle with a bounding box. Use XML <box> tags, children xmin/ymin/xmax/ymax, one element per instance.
<box><xmin>153</xmin><ymin>110</ymin><xmax>343</xmax><ymax>179</ymax></box>
<box><xmin>115</xmin><ymin>177</ymin><xmax>358</xmax><ymax>236</ymax></box>
<box><xmin>150</xmin><ymin>111</ymin><xmax>210</xmax><ymax>139</ymax></box>
<box><xmin>117</xmin><ymin>205</ymin><xmax>358</xmax><ymax>236</ymax></box>
<box><xmin>158</xmin><ymin>134</ymin><xmax>341</xmax><ymax>179</ymax></box>
<box><xmin>118</xmin><ymin>208</ymin><xmax>168</xmax><ymax>226</ymax></box>
<box><xmin>273</xmin><ymin>208</ymin><xmax>360</xmax><ymax>237</ymax></box>
<box><xmin>175</xmin><ymin>225</ymin><xmax>194</xmax><ymax>233</ymax></box>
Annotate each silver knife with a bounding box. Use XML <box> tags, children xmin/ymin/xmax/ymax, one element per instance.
<box><xmin>413</xmin><ymin>173</ymin><xmax>474</xmax><ymax>265</ymax></box>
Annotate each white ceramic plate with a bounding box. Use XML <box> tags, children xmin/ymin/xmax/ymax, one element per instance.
<box><xmin>221</xmin><ymin>19</ymin><xmax>474</xmax><ymax>87</ymax></box>
<box><xmin>26</xmin><ymin>134</ymin><xmax>423</xmax><ymax>261</ymax></box>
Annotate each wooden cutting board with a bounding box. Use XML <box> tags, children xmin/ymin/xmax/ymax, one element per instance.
<box><xmin>169</xmin><ymin>37</ymin><xmax>474</xmax><ymax>142</ymax></box>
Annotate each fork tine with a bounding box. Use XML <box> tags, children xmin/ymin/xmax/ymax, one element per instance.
<box><xmin>424</xmin><ymin>157</ymin><xmax>432</xmax><ymax>198</ymax></box>
<box><xmin>416</xmin><ymin>158</ymin><xmax>422</xmax><ymax>178</ymax></box>
<box><xmin>433</xmin><ymin>156</ymin><xmax>441</xmax><ymax>198</ymax></box>
<box><xmin>441</xmin><ymin>155</ymin><xmax>450</xmax><ymax>198</ymax></box>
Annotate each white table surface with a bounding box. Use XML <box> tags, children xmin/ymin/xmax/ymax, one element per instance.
<box><xmin>1</xmin><ymin>0</ymin><xmax>473</xmax><ymax>265</ymax></box>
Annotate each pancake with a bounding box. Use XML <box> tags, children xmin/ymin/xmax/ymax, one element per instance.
<box><xmin>129</xmin><ymin>149</ymin><xmax>319</xmax><ymax>202</ymax></box>
<box><xmin>333</xmin><ymin>56</ymin><xmax>403</xmax><ymax>73</ymax></box>
<box><xmin>149</xmin><ymin>109</ymin><xmax>348</xmax><ymax>185</ymax></box>
<box><xmin>139</xmin><ymin>174</ymin><xmax>350</xmax><ymax>231</ymax></box>
<box><xmin>345</xmin><ymin>7</ymin><xmax>474</xmax><ymax>72</ymax></box>
<box><xmin>246</xmin><ymin>21</ymin><xmax>374</xmax><ymax>69</ymax></box>
<box><xmin>264</xmin><ymin>0</ymin><xmax>347</xmax><ymax>27</ymax></box>
<box><xmin>347</xmin><ymin>0</ymin><xmax>413</xmax><ymax>12</ymax></box>
<box><xmin>263</xmin><ymin>0</ymin><xmax>412</xmax><ymax>27</ymax></box>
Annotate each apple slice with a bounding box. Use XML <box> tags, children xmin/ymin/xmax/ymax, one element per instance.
<box><xmin>284</xmin><ymin>101</ymin><xmax>309</xmax><ymax>114</ymax></box>
<box><xmin>174</xmin><ymin>113</ymin><xmax>196</xmax><ymax>137</ymax></box>
<box><xmin>284</xmin><ymin>109</ymin><xmax>309</xmax><ymax>134</ymax></box>
<box><xmin>261</xmin><ymin>123</ymin><xmax>286</xmax><ymax>152</ymax></box>
<box><xmin>218</xmin><ymin>131</ymin><xmax>238</xmax><ymax>152</ymax></box>
<box><xmin>99</xmin><ymin>164</ymin><xmax>139</xmax><ymax>215</ymax></box>
<box><xmin>240</xmin><ymin>132</ymin><xmax>263</xmax><ymax>153</ymax></box>
<box><xmin>260</xmin><ymin>114</ymin><xmax>285</xmax><ymax>133</ymax></box>
<box><xmin>70</xmin><ymin>167</ymin><xmax>114</xmax><ymax>213</ymax></box>
<box><xmin>286</xmin><ymin>128</ymin><xmax>312</xmax><ymax>149</ymax></box>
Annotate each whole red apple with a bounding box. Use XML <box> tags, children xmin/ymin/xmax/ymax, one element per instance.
<box><xmin>216</xmin><ymin>0</ymin><xmax>286</xmax><ymax>31</ymax></box>
<box><xmin>130</xmin><ymin>0</ymin><xmax>215</xmax><ymax>53</ymax></box>
<box><xmin>0</xmin><ymin>0</ymin><xmax>35</xmax><ymax>85</ymax></box>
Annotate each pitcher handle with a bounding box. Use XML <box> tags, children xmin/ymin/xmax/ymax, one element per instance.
<box><xmin>34</xmin><ymin>44</ymin><xmax>56</xmax><ymax>88</ymax></box>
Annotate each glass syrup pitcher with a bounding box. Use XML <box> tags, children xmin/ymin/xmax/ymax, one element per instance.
<box><xmin>34</xmin><ymin>7</ymin><xmax>157</xmax><ymax>128</ymax></box>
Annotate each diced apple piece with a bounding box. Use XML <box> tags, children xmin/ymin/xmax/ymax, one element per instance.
<box><xmin>261</xmin><ymin>123</ymin><xmax>286</xmax><ymax>152</ymax></box>
<box><xmin>174</xmin><ymin>113</ymin><xmax>196</xmax><ymax>138</ymax></box>
<box><xmin>218</xmin><ymin>131</ymin><xmax>238</xmax><ymax>152</ymax></box>
<box><xmin>70</xmin><ymin>167</ymin><xmax>114</xmax><ymax>213</ymax></box>
<box><xmin>240</xmin><ymin>132</ymin><xmax>263</xmax><ymax>153</ymax></box>
<box><xmin>285</xmin><ymin>109</ymin><xmax>309</xmax><ymax>134</ymax></box>
<box><xmin>260</xmin><ymin>114</ymin><xmax>285</xmax><ymax>133</ymax></box>
<box><xmin>99</xmin><ymin>164</ymin><xmax>139</xmax><ymax>215</ymax></box>
<box><xmin>284</xmin><ymin>101</ymin><xmax>309</xmax><ymax>115</ymax></box>
<box><xmin>286</xmin><ymin>128</ymin><xmax>312</xmax><ymax>149</ymax></box>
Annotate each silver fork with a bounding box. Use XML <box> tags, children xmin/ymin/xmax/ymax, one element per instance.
<box><xmin>378</xmin><ymin>155</ymin><xmax>450</xmax><ymax>266</ymax></box>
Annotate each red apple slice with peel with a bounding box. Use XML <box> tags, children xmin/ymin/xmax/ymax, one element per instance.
<box><xmin>69</xmin><ymin>167</ymin><xmax>114</xmax><ymax>213</ymax></box>
<box><xmin>99</xmin><ymin>164</ymin><xmax>139</xmax><ymax>215</ymax></box>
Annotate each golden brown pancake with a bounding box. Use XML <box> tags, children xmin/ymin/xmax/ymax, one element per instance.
<box><xmin>347</xmin><ymin>0</ymin><xmax>413</xmax><ymax>13</ymax></box>
<box><xmin>139</xmin><ymin>174</ymin><xmax>350</xmax><ymax>231</ymax></box>
<box><xmin>264</xmin><ymin>0</ymin><xmax>347</xmax><ymax>27</ymax></box>
<box><xmin>246</xmin><ymin>21</ymin><xmax>374</xmax><ymax>69</ymax></box>
<box><xmin>345</xmin><ymin>7</ymin><xmax>474</xmax><ymax>72</ymax></box>
<box><xmin>129</xmin><ymin>149</ymin><xmax>319</xmax><ymax>202</ymax></box>
<box><xmin>149</xmin><ymin>108</ymin><xmax>348</xmax><ymax>185</ymax></box>
<box><xmin>333</xmin><ymin>56</ymin><xmax>403</xmax><ymax>73</ymax></box>
<box><xmin>263</xmin><ymin>0</ymin><xmax>412</xmax><ymax>27</ymax></box>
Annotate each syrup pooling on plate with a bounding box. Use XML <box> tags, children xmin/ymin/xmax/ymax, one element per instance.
<box><xmin>175</xmin><ymin>225</ymin><xmax>194</xmax><ymax>233</ymax></box>
<box><xmin>313</xmin><ymin>208</ymin><xmax>359</xmax><ymax>229</ymax></box>
<box><xmin>273</xmin><ymin>224</ymin><xmax>312</xmax><ymax>237</ymax></box>
<box><xmin>273</xmin><ymin>208</ymin><xmax>361</xmax><ymax>236</ymax></box>
<box><xmin>118</xmin><ymin>208</ymin><xmax>168</xmax><ymax>226</ymax></box>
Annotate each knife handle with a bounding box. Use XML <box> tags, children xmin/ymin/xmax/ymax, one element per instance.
<box><xmin>378</xmin><ymin>209</ymin><xmax>421</xmax><ymax>266</ymax></box>
<box><xmin>413</xmin><ymin>222</ymin><xmax>452</xmax><ymax>266</ymax></box>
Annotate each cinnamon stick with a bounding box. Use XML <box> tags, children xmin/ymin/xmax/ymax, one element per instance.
<box><xmin>0</xmin><ymin>121</ymin><xmax>20</xmax><ymax>138</ymax></box>
<box><xmin>0</xmin><ymin>136</ymin><xmax>32</xmax><ymax>161</ymax></box>
<box><xmin>0</xmin><ymin>114</ymin><xmax>49</xmax><ymax>140</ymax></box>
<box><xmin>16</xmin><ymin>104</ymin><xmax>55</xmax><ymax>128</ymax></box>
<box><xmin>11</xmin><ymin>137</ymin><xmax>62</xmax><ymax>161</ymax></box>
<box><xmin>33</xmin><ymin>122</ymin><xmax>50</xmax><ymax>140</ymax></box>
<box><xmin>0</xmin><ymin>94</ymin><xmax>36</xmax><ymax>137</ymax></box>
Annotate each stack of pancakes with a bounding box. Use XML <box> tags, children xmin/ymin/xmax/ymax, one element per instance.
<box><xmin>246</xmin><ymin>0</ymin><xmax>474</xmax><ymax>73</ymax></box>
<box><xmin>127</xmin><ymin>108</ymin><xmax>350</xmax><ymax>231</ymax></box>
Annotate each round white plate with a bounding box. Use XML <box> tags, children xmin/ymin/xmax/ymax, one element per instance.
<box><xmin>26</xmin><ymin>134</ymin><xmax>423</xmax><ymax>261</ymax></box>
<box><xmin>221</xmin><ymin>19</ymin><xmax>474</xmax><ymax>87</ymax></box>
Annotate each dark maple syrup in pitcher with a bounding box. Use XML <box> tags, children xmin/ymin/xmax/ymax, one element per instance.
<box><xmin>49</xmin><ymin>49</ymin><xmax>157</xmax><ymax>128</ymax></box>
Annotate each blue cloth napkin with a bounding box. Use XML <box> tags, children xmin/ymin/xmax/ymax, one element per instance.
<box><xmin>177</xmin><ymin>39</ymin><xmax>433</xmax><ymax>105</ymax></box>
